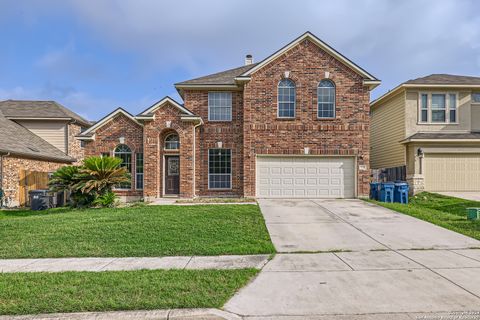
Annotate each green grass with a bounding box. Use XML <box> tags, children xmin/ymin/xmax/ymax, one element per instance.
<box><xmin>0</xmin><ymin>205</ymin><xmax>275</xmax><ymax>258</ymax></box>
<box><xmin>368</xmin><ymin>192</ymin><xmax>480</xmax><ymax>241</ymax></box>
<box><xmin>0</xmin><ymin>269</ymin><xmax>258</xmax><ymax>315</ymax></box>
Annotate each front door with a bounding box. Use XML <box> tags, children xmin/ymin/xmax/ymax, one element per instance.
<box><xmin>165</xmin><ymin>156</ymin><xmax>180</xmax><ymax>195</ymax></box>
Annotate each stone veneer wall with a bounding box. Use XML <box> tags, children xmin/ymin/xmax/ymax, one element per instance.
<box><xmin>67</xmin><ymin>123</ymin><xmax>85</xmax><ymax>164</ymax></box>
<box><xmin>1</xmin><ymin>156</ymin><xmax>65</xmax><ymax>207</ymax></box>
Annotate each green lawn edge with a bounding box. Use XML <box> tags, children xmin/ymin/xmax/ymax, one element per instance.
<box><xmin>0</xmin><ymin>204</ymin><xmax>275</xmax><ymax>259</ymax></box>
<box><xmin>365</xmin><ymin>192</ymin><xmax>480</xmax><ymax>241</ymax></box>
<box><xmin>0</xmin><ymin>269</ymin><xmax>258</xmax><ymax>316</ymax></box>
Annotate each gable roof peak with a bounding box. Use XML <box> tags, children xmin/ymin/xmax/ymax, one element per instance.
<box><xmin>240</xmin><ymin>31</ymin><xmax>379</xmax><ymax>82</ymax></box>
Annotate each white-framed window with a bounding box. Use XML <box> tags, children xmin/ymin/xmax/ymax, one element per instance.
<box><xmin>418</xmin><ymin>92</ymin><xmax>458</xmax><ymax>124</ymax></box>
<box><xmin>164</xmin><ymin>133</ymin><xmax>179</xmax><ymax>150</ymax></box>
<box><xmin>136</xmin><ymin>152</ymin><xmax>144</xmax><ymax>190</ymax></box>
<box><xmin>472</xmin><ymin>92</ymin><xmax>480</xmax><ymax>104</ymax></box>
<box><xmin>277</xmin><ymin>79</ymin><xmax>296</xmax><ymax>118</ymax></box>
<box><xmin>317</xmin><ymin>79</ymin><xmax>335</xmax><ymax>118</ymax></box>
<box><xmin>208</xmin><ymin>92</ymin><xmax>232</xmax><ymax>121</ymax></box>
<box><xmin>208</xmin><ymin>149</ymin><xmax>231</xmax><ymax>189</ymax></box>
<box><xmin>114</xmin><ymin>144</ymin><xmax>132</xmax><ymax>189</ymax></box>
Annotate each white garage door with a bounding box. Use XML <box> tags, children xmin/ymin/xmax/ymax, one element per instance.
<box><xmin>256</xmin><ymin>156</ymin><xmax>355</xmax><ymax>198</ymax></box>
<box><xmin>424</xmin><ymin>153</ymin><xmax>480</xmax><ymax>191</ymax></box>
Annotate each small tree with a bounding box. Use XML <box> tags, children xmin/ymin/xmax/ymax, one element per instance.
<box><xmin>48</xmin><ymin>156</ymin><xmax>130</xmax><ymax>208</ymax></box>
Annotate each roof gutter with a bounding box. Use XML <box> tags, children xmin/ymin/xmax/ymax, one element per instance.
<box><xmin>0</xmin><ymin>148</ymin><xmax>74</xmax><ymax>163</ymax></box>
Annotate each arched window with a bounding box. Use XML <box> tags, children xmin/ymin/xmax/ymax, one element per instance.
<box><xmin>317</xmin><ymin>79</ymin><xmax>335</xmax><ymax>118</ymax></box>
<box><xmin>278</xmin><ymin>79</ymin><xmax>296</xmax><ymax>118</ymax></box>
<box><xmin>114</xmin><ymin>144</ymin><xmax>132</xmax><ymax>189</ymax></box>
<box><xmin>164</xmin><ymin>133</ymin><xmax>180</xmax><ymax>150</ymax></box>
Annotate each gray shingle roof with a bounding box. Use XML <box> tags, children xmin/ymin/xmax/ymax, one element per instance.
<box><xmin>405</xmin><ymin>74</ymin><xmax>480</xmax><ymax>85</ymax></box>
<box><xmin>0</xmin><ymin>112</ymin><xmax>74</xmax><ymax>162</ymax></box>
<box><xmin>0</xmin><ymin>100</ymin><xmax>91</xmax><ymax>127</ymax></box>
<box><xmin>407</xmin><ymin>132</ymin><xmax>480</xmax><ymax>140</ymax></box>
<box><xmin>175</xmin><ymin>63</ymin><xmax>258</xmax><ymax>86</ymax></box>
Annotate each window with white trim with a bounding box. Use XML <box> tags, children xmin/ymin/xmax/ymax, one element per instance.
<box><xmin>114</xmin><ymin>144</ymin><xmax>132</xmax><ymax>189</ymax></box>
<box><xmin>136</xmin><ymin>152</ymin><xmax>143</xmax><ymax>190</ymax></box>
<box><xmin>317</xmin><ymin>79</ymin><xmax>335</xmax><ymax>118</ymax></box>
<box><xmin>208</xmin><ymin>92</ymin><xmax>232</xmax><ymax>121</ymax></box>
<box><xmin>418</xmin><ymin>93</ymin><xmax>458</xmax><ymax>124</ymax></box>
<box><xmin>208</xmin><ymin>149</ymin><xmax>231</xmax><ymax>189</ymax></box>
<box><xmin>164</xmin><ymin>133</ymin><xmax>179</xmax><ymax>150</ymax></box>
<box><xmin>278</xmin><ymin>79</ymin><xmax>296</xmax><ymax>118</ymax></box>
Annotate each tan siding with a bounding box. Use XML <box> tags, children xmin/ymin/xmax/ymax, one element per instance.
<box><xmin>370</xmin><ymin>91</ymin><xmax>406</xmax><ymax>169</ymax></box>
<box><xmin>16</xmin><ymin>120</ymin><xmax>67</xmax><ymax>153</ymax></box>
<box><xmin>425</xmin><ymin>153</ymin><xmax>480</xmax><ymax>191</ymax></box>
<box><xmin>472</xmin><ymin>104</ymin><xmax>480</xmax><ymax>131</ymax></box>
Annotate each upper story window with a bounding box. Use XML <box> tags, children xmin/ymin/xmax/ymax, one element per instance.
<box><xmin>472</xmin><ymin>92</ymin><xmax>480</xmax><ymax>104</ymax></box>
<box><xmin>277</xmin><ymin>79</ymin><xmax>296</xmax><ymax>118</ymax></box>
<box><xmin>208</xmin><ymin>92</ymin><xmax>232</xmax><ymax>121</ymax></box>
<box><xmin>419</xmin><ymin>92</ymin><xmax>458</xmax><ymax>124</ymax></box>
<box><xmin>114</xmin><ymin>144</ymin><xmax>132</xmax><ymax>189</ymax></box>
<box><xmin>317</xmin><ymin>79</ymin><xmax>336</xmax><ymax>119</ymax></box>
<box><xmin>164</xmin><ymin>133</ymin><xmax>179</xmax><ymax>150</ymax></box>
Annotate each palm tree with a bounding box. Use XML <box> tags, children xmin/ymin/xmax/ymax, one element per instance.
<box><xmin>75</xmin><ymin>156</ymin><xmax>130</xmax><ymax>195</ymax></box>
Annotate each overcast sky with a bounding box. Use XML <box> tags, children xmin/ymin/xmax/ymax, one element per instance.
<box><xmin>1</xmin><ymin>0</ymin><xmax>479</xmax><ymax>120</ymax></box>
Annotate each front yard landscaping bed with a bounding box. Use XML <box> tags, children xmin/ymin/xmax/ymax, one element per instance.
<box><xmin>368</xmin><ymin>192</ymin><xmax>480</xmax><ymax>241</ymax></box>
<box><xmin>0</xmin><ymin>204</ymin><xmax>275</xmax><ymax>258</ymax></box>
<box><xmin>0</xmin><ymin>269</ymin><xmax>258</xmax><ymax>315</ymax></box>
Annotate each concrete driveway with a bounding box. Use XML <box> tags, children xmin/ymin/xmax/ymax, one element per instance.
<box><xmin>225</xmin><ymin>199</ymin><xmax>480</xmax><ymax>319</ymax></box>
<box><xmin>438</xmin><ymin>192</ymin><xmax>480</xmax><ymax>202</ymax></box>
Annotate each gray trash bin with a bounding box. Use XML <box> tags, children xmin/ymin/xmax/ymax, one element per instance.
<box><xmin>29</xmin><ymin>190</ymin><xmax>53</xmax><ymax>210</ymax></box>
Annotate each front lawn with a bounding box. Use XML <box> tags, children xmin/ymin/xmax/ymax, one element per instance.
<box><xmin>369</xmin><ymin>192</ymin><xmax>480</xmax><ymax>241</ymax></box>
<box><xmin>0</xmin><ymin>204</ymin><xmax>275</xmax><ymax>258</ymax></box>
<box><xmin>0</xmin><ymin>269</ymin><xmax>258</xmax><ymax>315</ymax></box>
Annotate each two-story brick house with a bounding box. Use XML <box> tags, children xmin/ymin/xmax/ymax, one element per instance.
<box><xmin>77</xmin><ymin>32</ymin><xmax>380</xmax><ymax>200</ymax></box>
<box><xmin>371</xmin><ymin>74</ymin><xmax>480</xmax><ymax>193</ymax></box>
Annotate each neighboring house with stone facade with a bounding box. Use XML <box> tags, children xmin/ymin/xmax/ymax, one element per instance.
<box><xmin>371</xmin><ymin>74</ymin><xmax>480</xmax><ymax>194</ymax></box>
<box><xmin>0</xmin><ymin>100</ymin><xmax>90</xmax><ymax>207</ymax></box>
<box><xmin>77</xmin><ymin>32</ymin><xmax>380</xmax><ymax>201</ymax></box>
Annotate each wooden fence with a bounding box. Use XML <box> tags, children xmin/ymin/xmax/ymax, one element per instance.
<box><xmin>18</xmin><ymin>170</ymin><xmax>49</xmax><ymax>207</ymax></box>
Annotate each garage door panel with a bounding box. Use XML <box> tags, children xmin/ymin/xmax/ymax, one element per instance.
<box><xmin>256</xmin><ymin>156</ymin><xmax>355</xmax><ymax>198</ymax></box>
<box><xmin>425</xmin><ymin>154</ymin><xmax>480</xmax><ymax>192</ymax></box>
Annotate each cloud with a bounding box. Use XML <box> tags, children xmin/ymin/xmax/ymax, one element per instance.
<box><xmin>63</xmin><ymin>0</ymin><xmax>480</xmax><ymax>91</ymax></box>
<box><xmin>0</xmin><ymin>84</ymin><xmax>118</xmax><ymax>120</ymax></box>
<box><xmin>36</xmin><ymin>41</ymin><xmax>104</xmax><ymax>81</ymax></box>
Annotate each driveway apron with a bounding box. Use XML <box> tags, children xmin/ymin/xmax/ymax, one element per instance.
<box><xmin>224</xmin><ymin>199</ymin><xmax>480</xmax><ymax>318</ymax></box>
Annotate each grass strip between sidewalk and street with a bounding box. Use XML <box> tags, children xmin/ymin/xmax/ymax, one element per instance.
<box><xmin>0</xmin><ymin>269</ymin><xmax>258</xmax><ymax>316</ymax></box>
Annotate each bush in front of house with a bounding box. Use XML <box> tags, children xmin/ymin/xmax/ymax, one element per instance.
<box><xmin>49</xmin><ymin>156</ymin><xmax>130</xmax><ymax>208</ymax></box>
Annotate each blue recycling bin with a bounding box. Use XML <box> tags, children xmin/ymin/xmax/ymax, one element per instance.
<box><xmin>369</xmin><ymin>182</ymin><xmax>380</xmax><ymax>200</ymax></box>
<box><xmin>394</xmin><ymin>182</ymin><xmax>409</xmax><ymax>204</ymax></box>
<box><xmin>379</xmin><ymin>182</ymin><xmax>395</xmax><ymax>203</ymax></box>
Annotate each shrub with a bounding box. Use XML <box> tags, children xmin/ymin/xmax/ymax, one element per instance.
<box><xmin>48</xmin><ymin>156</ymin><xmax>130</xmax><ymax>208</ymax></box>
<box><xmin>92</xmin><ymin>191</ymin><xmax>118</xmax><ymax>208</ymax></box>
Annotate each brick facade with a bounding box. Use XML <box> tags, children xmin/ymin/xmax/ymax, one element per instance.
<box><xmin>243</xmin><ymin>39</ymin><xmax>370</xmax><ymax>196</ymax></box>
<box><xmin>0</xmin><ymin>156</ymin><xmax>65</xmax><ymax>207</ymax></box>
<box><xmin>83</xmin><ymin>113</ymin><xmax>144</xmax><ymax>199</ymax></box>
<box><xmin>81</xmin><ymin>36</ymin><xmax>373</xmax><ymax>199</ymax></box>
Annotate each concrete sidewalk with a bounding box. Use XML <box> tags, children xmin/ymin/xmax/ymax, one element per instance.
<box><xmin>0</xmin><ymin>309</ymin><xmax>241</xmax><ymax>320</ymax></box>
<box><xmin>0</xmin><ymin>254</ymin><xmax>269</xmax><ymax>273</ymax></box>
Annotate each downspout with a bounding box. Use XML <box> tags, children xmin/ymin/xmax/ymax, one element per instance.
<box><xmin>192</xmin><ymin>121</ymin><xmax>202</xmax><ymax>198</ymax></box>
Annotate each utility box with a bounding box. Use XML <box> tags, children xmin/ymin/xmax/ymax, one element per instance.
<box><xmin>467</xmin><ymin>208</ymin><xmax>480</xmax><ymax>221</ymax></box>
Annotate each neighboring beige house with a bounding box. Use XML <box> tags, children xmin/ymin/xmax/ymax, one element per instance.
<box><xmin>371</xmin><ymin>74</ymin><xmax>480</xmax><ymax>194</ymax></box>
<box><xmin>0</xmin><ymin>100</ymin><xmax>91</xmax><ymax>207</ymax></box>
